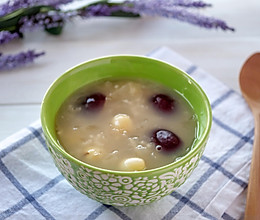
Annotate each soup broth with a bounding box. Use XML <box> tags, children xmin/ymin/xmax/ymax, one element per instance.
<box><xmin>55</xmin><ymin>79</ymin><xmax>198</xmax><ymax>171</ymax></box>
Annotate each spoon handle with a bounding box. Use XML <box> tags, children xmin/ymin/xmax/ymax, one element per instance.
<box><xmin>244</xmin><ymin>111</ymin><xmax>260</xmax><ymax>220</ymax></box>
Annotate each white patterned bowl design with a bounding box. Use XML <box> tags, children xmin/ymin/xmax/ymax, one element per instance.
<box><xmin>47</xmin><ymin>140</ymin><xmax>206</xmax><ymax>206</ymax></box>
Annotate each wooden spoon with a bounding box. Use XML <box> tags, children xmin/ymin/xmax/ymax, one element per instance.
<box><xmin>239</xmin><ymin>53</ymin><xmax>260</xmax><ymax>220</ymax></box>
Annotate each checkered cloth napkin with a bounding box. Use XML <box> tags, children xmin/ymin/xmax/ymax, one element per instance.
<box><xmin>0</xmin><ymin>47</ymin><xmax>253</xmax><ymax>220</ymax></box>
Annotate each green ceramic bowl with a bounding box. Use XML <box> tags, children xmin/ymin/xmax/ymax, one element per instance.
<box><xmin>41</xmin><ymin>55</ymin><xmax>212</xmax><ymax>206</ymax></box>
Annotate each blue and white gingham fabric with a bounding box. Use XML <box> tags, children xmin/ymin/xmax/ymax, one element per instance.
<box><xmin>0</xmin><ymin>47</ymin><xmax>253</xmax><ymax>220</ymax></box>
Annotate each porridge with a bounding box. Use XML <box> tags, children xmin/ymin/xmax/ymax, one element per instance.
<box><xmin>55</xmin><ymin>79</ymin><xmax>198</xmax><ymax>171</ymax></box>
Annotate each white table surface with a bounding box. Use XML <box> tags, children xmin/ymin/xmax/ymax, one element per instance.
<box><xmin>0</xmin><ymin>0</ymin><xmax>260</xmax><ymax>141</ymax></box>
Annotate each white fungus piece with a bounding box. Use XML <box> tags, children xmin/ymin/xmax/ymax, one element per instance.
<box><xmin>84</xmin><ymin>148</ymin><xmax>102</xmax><ymax>160</ymax></box>
<box><xmin>111</xmin><ymin>114</ymin><xmax>133</xmax><ymax>132</ymax></box>
<box><xmin>121</xmin><ymin>157</ymin><xmax>146</xmax><ymax>171</ymax></box>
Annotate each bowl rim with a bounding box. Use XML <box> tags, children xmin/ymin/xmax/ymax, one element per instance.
<box><xmin>41</xmin><ymin>54</ymin><xmax>212</xmax><ymax>175</ymax></box>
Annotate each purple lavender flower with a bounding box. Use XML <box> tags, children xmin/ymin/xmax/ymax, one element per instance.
<box><xmin>171</xmin><ymin>0</ymin><xmax>212</xmax><ymax>8</ymax></box>
<box><xmin>78</xmin><ymin>4</ymin><xmax>125</xmax><ymax>18</ymax></box>
<box><xmin>123</xmin><ymin>0</ymin><xmax>234</xmax><ymax>31</ymax></box>
<box><xmin>0</xmin><ymin>31</ymin><xmax>19</xmax><ymax>45</ymax></box>
<box><xmin>0</xmin><ymin>0</ymin><xmax>73</xmax><ymax>17</ymax></box>
<box><xmin>18</xmin><ymin>11</ymin><xmax>69</xmax><ymax>32</ymax></box>
<box><xmin>0</xmin><ymin>50</ymin><xmax>45</xmax><ymax>71</ymax></box>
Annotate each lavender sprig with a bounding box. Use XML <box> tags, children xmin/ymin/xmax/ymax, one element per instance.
<box><xmin>0</xmin><ymin>50</ymin><xmax>45</xmax><ymax>71</ymax></box>
<box><xmin>0</xmin><ymin>0</ymin><xmax>73</xmax><ymax>17</ymax></box>
<box><xmin>0</xmin><ymin>0</ymin><xmax>234</xmax><ymax>37</ymax></box>
<box><xmin>12</xmin><ymin>4</ymin><xmax>134</xmax><ymax>34</ymax></box>
<box><xmin>18</xmin><ymin>11</ymin><xmax>70</xmax><ymax>33</ymax></box>
<box><xmin>0</xmin><ymin>31</ymin><xmax>19</xmax><ymax>45</ymax></box>
<box><xmin>172</xmin><ymin>0</ymin><xmax>212</xmax><ymax>8</ymax></box>
<box><xmin>123</xmin><ymin>0</ymin><xmax>234</xmax><ymax>31</ymax></box>
<box><xmin>78</xmin><ymin>4</ymin><xmax>132</xmax><ymax>18</ymax></box>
